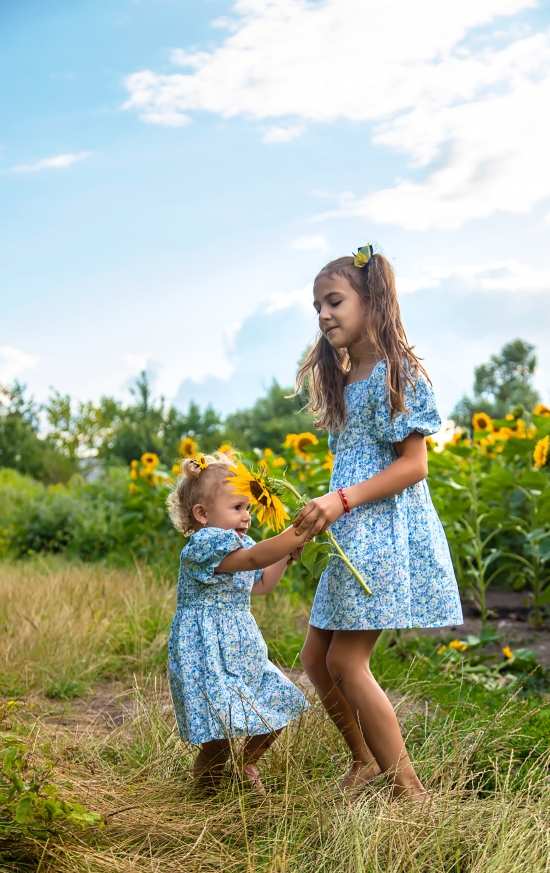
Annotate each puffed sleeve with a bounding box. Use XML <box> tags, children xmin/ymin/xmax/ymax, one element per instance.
<box><xmin>370</xmin><ymin>363</ymin><xmax>441</xmax><ymax>443</ymax></box>
<box><xmin>181</xmin><ymin>527</ymin><xmax>244</xmax><ymax>583</ymax></box>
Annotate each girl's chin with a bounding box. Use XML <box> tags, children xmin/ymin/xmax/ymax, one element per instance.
<box><xmin>325</xmin><ymin>332</ymin><xmax>347</xmax><ymax>349</ymax></box>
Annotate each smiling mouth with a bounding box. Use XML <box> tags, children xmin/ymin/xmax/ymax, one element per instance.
<box><xmin>235</xmin><ymin>526</ymin><xmax>248</xmax><ymax>538</ymax></box>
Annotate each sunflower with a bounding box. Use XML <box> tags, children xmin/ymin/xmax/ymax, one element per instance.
<box><xmin>445</xmin><ymin>431</ymin><xmax>467</xmax><ymax>447</ymax></box>
<box><xmin>534</xmin><ymin>404</ymin><xmax>550</xmax><ymax>418</ymax></box>
<box><xmin>172</xmin><ymin>461</ymin><xmax>182</xmax><ymax>475</ymax></box>
<box><xmin>194</xmin><ymin>454</ymin><xmax>209</xmax><ymax>470</ymax></box>
<box><xmin>180</xmin><ymin>437</ymin><xmax>197</xmax><ymax>458</ymax></box>
<box><xmin>218</xmin><ymin>443</ymin><xmax>234</xmax><ymax>456</ymax></box>
<box><xmin>425</xmin><ymin>437</ymin><xmax>436</xmax><ymax>452</ymax></box>
<box><xmin>322</xmin><ymin>450</ymin><xmax>335</xmax><ymax>471</ymax></box>
<box><xmin>228</xmin><ymin>460</ymin><xmax>289</xmax><ymax>531</ymax></box>
<box><xmin>130</xmin><ymin>459</ymin><xmax>139</xmax><ymax>480</ymax></box>
<box><xmin>272</xmin><ymin>456</ymin><xmax>286</xmax><ymax>468</ymax></box>
<box><xmin>472</xmin><ymin>413</ymin><xmax>492</xmax><ymax>432</ymax></box>
<box><xmin>533</xmin><ymin>435</ymin><xmax>549</xmax><ymax>469</ymax></box>
<box><xmin>291</xmin><ymin>432</ymin><xmax>319</xmax><ymax>459</ymax></box>
<box><xmin>141</xmin><ymin>452</ymin><xmax>159</xmax><ymax>468</ymax></box>
<box><xmin>283</xmin><ymin>433</ymin><xmax>298</xmax><ymax>449</ymax></box>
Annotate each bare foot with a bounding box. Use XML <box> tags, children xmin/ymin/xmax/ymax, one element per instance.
<box><xmin>230</xmin><ymin>763</ymin><xmax>267</xmax><ymax>796</ymax></box>
<box><xmin>393</xmin><ymin>784</ymin><xmax>428</xmax><ymax>803</ymax></box>
<box><xmin>337</xmin><ymin>760</ymin><xmax>382</xmax><ymax>793</ymax></box>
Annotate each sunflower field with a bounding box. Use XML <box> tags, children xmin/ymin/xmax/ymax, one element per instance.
<box><xmin>2</xmin><ymin>403</ymin><xmax>549</xmax><ymax>625</ymax></box>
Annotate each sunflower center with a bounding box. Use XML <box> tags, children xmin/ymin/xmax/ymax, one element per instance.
<box><xmin>250</xmin><ymin>479</ymin><xmax>267</xmax><ymax>502</ymax></box>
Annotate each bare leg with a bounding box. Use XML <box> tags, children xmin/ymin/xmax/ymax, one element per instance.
<box><xmin>326</xmin><ymin>630</ymin><xmax>424</xmax><ymax>799</ymax></box>
<box><xmin>193</xmin><ymin>739</ymin><xmax>230</xmax><ymax>791</ymax></box>
<box><xmin>230</xmin><ymin>728</ymin><xmax>283</xmax><ymax>795</ymax></box>
<box><xmin>301</xmin><ymin>625</ymin><xmax>381</xmax><ymax>789</ymax></box>
<box><xmin>241</xmin><ymin>728</ymin><xmax>283</xmax><ymax>765</ymax></box>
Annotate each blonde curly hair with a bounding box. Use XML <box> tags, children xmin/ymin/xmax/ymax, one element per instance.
<box><xmin>167</xmin><ymin>452</ymin><xmax>235</xmax><ymax>536</ymax></box>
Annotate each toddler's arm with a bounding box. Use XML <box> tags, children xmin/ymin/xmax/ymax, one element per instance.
<box><xmin>216</xmin><ymin>525</ymin><xmax>312</xmax><ymax>574</ymax></box>
<box><xmin>252</xmin><ymin>545</ymin><xmax>303</xmax><ymax>596</ymax></box>
<box><xmin>293</xmin><ymin>431</ymin><xmax>428</xmax><ymax>537</ymax></box>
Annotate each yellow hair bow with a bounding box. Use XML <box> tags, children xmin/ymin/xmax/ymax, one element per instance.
<box><xmin>353</xmin><ymin>244</ymin><xmax>373</xmax><ymax>268</ymax></box>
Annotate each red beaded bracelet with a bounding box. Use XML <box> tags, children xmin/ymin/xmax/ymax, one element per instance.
<box><xmin>337</xmin><ymin>488</ymin><xmax>350</xmax><ymax>514</ymax></box>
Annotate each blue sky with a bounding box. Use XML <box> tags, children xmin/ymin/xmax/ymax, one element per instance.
<box><xmin>2</xmin><ymin>0</ymin><xmax>550</xmax><ymax>421</ymax></box>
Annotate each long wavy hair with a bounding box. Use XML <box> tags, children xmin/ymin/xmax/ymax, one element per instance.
<box><xmin>295</xmin><ymin>252</ymin><xmax>429</xmax><ymax>432</ymax></box>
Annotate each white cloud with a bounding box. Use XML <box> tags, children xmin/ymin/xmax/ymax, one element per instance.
<box><xmin>123</xmin><ymin>353</ymin><xmax>152</xmax><ymax>372</ymax></box>
<box><xmin>0</xmin><ymin>346</ymin><xmax>39</xmax><ymax>384</ymax></box>
<box><xmin>261</xmin><ymin>124</ymin><xmax>305</xmax><ymax>143</ymax></box>
<box><xmin>266</xmin><ymin>283</ymin><xmax>313</xmax><ymax>313</ymax></box>
<box><xmin>398</xmin><ymin>260</ymin><xmax>550</xmax><ymax>294</ymax></box>
<box><xmin>291</xmin><ymin>234</ymin><xmax>328</xmax><ymax>251</ymax></box>
<box><xmin>9</xmin><ymin>152</ymin><xmax>92</xmax><ymax>173</ymax></box>
<box><xmin>396</xmin><ymin>276</ymin><xmax>441</xmax><ymax>295</ymax></box>
<box><xmin>123</xmin><ymin>0</ymin><xmax>550</xmax><ymax>229</ymax></box>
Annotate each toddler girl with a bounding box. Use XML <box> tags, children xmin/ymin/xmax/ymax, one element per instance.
<box><xmin>293</xmin><ymin>246</ymin><xmax>463</xmax><ymax>800</ymax></box>
<box><xmin>167</xmin><ymin>453</ymin><xmax>311</xmax><ymax>794</ymax></box>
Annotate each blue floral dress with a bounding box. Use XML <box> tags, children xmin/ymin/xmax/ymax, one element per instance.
<box><xmin>309</xmin><ymin>361</ymin><xmax>463</xmax><ymax>631</ymax></box>
<box><xmin>168</xmin><ymin>527</ymin><xmax>308</xmax><ymax>744</ymax></box>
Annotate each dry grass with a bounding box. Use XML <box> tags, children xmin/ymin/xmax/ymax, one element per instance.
<box><xmin>2</xmin><ymin>561</ymin><xmax>550</xmax><ymax>871</ymax></box>
<box><xmin>3</xmin><ymin>676</ymin><xmax>550</xmax><ymax>873</ymax></box>
<box><xmin>0</xmin><ymin>560</ymin><xmax>306</xmax><ymax>698</ymax></box>
<box><xmin>0</xmin><ymin>560</ymin><xmax>175</xmax><ymax>697</ymax></box>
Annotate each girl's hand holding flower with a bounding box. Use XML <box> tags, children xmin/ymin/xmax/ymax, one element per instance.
<box><xmin>293</xmin><ymin>491</ymin><xmax>344</xmax><ymax>537</ymax></box>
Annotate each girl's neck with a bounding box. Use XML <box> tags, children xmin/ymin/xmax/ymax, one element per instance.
<box><xmin>346</xmin><ymin>342</ymin><xmax>380</xmax><ymax>383</ymax></box>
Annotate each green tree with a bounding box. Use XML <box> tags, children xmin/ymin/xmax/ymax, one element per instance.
<box><xmin>225</xmin><ymin>381</ymin><xmax>316</xmax><ymax>451</ymax></box>
<box><xmin>451</xmin><ymin>339</ymin><xmax>540</xmax><ymax>428</ymax></box>
<box><xmin>176</xmin><ymin>401</ymin><xmax>224</xmax><ymax>453</ymax></box>
<box><xmin>46</xmin><ymin>392</ymin><xmax>123</xmax><ymax>459</ymax></box>
<box><xmin>0</xmin><ymin>383</ymin><xmax>75</xmax><ymax>483</ymax></box>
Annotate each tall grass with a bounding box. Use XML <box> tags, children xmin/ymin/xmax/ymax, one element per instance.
<box><xmin>0</xmin><ymin>560</ymin><xmax>308</xmax><ymax>697</ymax></box>
<box><xmin>2</xmin><ymin>561</ymin><xmax>550</xmax><ymax>871</ymax></box>
<box><xmin>4</xmin><ymin>676</ymin><xmax>550</xmax><ymax>872</ymax></box>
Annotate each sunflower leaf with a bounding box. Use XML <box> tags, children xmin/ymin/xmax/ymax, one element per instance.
<box><xmin>302</xmin><ymin>541</ymin><xmax>333</xmax><ymax>579</ymax></box>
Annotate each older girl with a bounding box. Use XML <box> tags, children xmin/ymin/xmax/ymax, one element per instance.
<box><xmin>293</xmin><ymin>246</ymin><xmax>463</xmax><ymax>799</ymax></box>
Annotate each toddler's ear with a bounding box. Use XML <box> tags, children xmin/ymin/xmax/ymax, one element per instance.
<box><xmin>192</xmin><ymin>503</ymin><xmax>208</xmax><ymax>526</ymax></box>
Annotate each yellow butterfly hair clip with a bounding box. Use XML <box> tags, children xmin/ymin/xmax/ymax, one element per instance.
<box><xmin>353</xmin><ymin>244</ymin><xmax>374</xmax><ymax>268</ymax></box>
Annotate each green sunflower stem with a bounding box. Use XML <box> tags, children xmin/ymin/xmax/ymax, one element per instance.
<box><xmin>273</xmin><ymin>478</ymin><xmax>372</xmax><ymax>597</ymax></box>
<box><xmin>325</xmin><ymin>530</ymin><xmax>372</xmax><ymax>596</ymax></box>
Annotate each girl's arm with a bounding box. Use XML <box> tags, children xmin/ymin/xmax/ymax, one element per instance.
<box><xmin>252</xmin><ymin>545</ymin><xmax>304</xmax><ymax>596</ymax></box>
<box><xmin>216</xmin><ymin>525</ymin><xmax>311</xmax><ymax>574</ymax></box>
<box><xmin>293</xmin><ymin>431</ymin><xmax>428</xmax><ymax>537</ymax></box>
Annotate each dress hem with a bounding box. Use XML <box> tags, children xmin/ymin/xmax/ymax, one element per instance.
<box><xmin>309</xmin><ymin>617</ymin><xmax>464</xmax><ymax>631</ymax></box>
<box><xmin>177</xmin><ymin>705</ymin><xmax>308</xmax><ymax>746</ymax></box>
